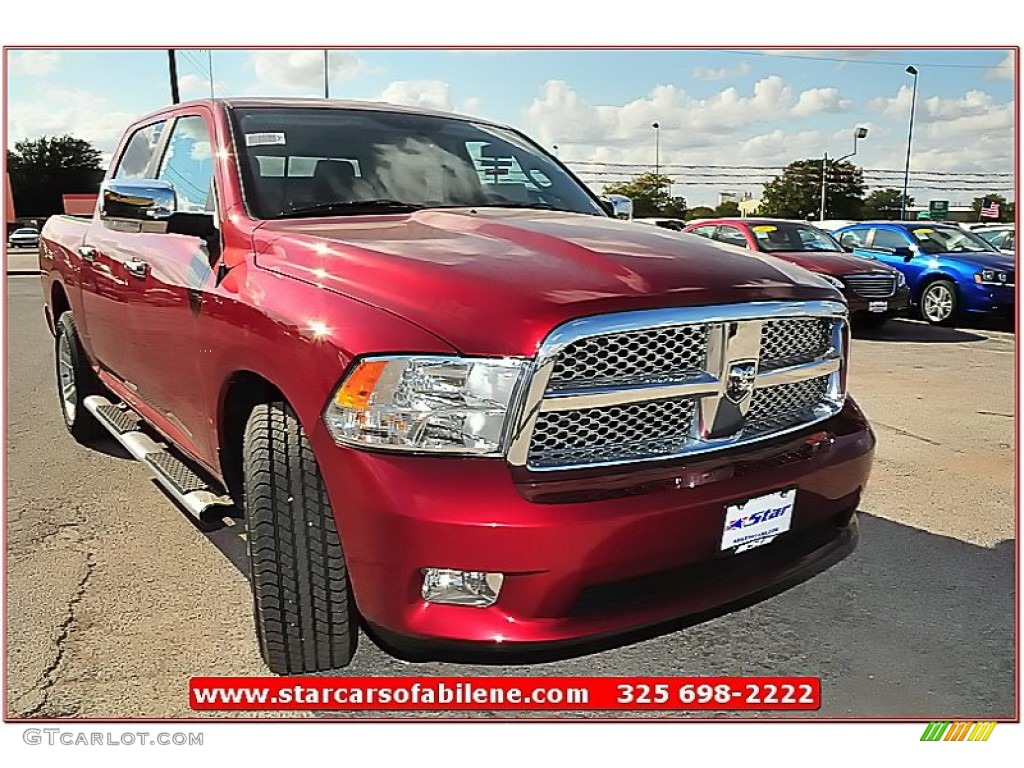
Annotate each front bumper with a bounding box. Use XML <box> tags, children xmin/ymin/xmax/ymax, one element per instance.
<box><xmin>846</xmin><ymin>285</ymin><xmax>911</xmax><ymax>316</ymax></box>
<box><xmin>311</xmin><ymin>397</ymin><xmax>875</xmax><ymax>647</ymax></box>
<box><xmin>962</xmin><ymin>280</ymin><xmax>1015</xmax><ymax>317</ymax></box>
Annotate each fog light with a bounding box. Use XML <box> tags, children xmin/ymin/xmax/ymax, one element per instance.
<box><xmin>421</xmin><ymin>568</ymin><xmax>504</xmax><ymax>607</ymax></box>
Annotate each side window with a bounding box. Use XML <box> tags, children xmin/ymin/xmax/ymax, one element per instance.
<box><xmin>715</xmin><ymin>225</ymin><xmax>749</xmax><ymax>249</ymax></box>
<box><xmin>113</xmin><ymin>121</ymin><xmax>166</xmax><ymax>179</ymax></box>
<box><xmin>688</xmin><ymin>225</ymin><xmax>717</xmax><ymax>239</ymax></box>
<box><xmin>838</xmin><ymin>229</ymin><xmax>866</xmax><ymax>249</ymax></box>
<box><xmin>870</xmin><ymin>228</ymin><xmax>910</xmax><ymax>251</ymax></box>
<box><xmin>157</xmin><ymin>115</ymin><xmax>214</xmax><ymax>213</ymax></box>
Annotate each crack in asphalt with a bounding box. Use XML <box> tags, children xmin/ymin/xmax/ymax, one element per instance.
<box><xmin>872</xmin><ymin>420</ymin><xmax>942</xmax><ymax>446</ymax></box>
<box><xmin>17</xmin><ymin>550</ymin><xmax>96</xmax><ymax>718</ymax></box>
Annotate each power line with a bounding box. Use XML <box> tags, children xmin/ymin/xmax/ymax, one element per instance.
<box><xmin>565</xmin><ymin>160</ymin><xmax>1013</xmax><ymax>177</ymax></box>
<box><xmin>715</xmin><ymin>49</ymin><xmax>1009</xmax><ymax>70</ymax></box>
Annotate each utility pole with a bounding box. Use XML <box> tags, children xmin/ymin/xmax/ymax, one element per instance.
<box><xmin>208</xmin><ymin>49</ymin><xmax>215</xmax><ymax>98</ymax></box>
<box><xmin>324</xmin><ymin>50</ymin><xmax>330</xmax><ymax>99</ymax></box>
<box><xmin>901</xmin><ymin>65</ymin><xmax>919</xmax><ymax>220</ymax></box>
<box><xmin>819</xmin><ymin>152</ymin><xmax>828</xmax><ymax>222</ymax></box>
<box><xmin>168</xmin><ymin>49</ymin><xmax>180</xmax><ymax>104</ymax></box>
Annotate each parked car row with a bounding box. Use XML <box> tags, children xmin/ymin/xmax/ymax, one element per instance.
<box><xmin>672</xmin><ymin>217</ymin><xmax>1013</xmax><ymax>328</ymax></box>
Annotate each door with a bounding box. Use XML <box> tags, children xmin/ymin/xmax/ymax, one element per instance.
<box><xmin>79</xmin><ymin>120</ymin><xmax>167</xmax><ymax>371</ymax></box>
<box><xmin>110</xmin><ymin>113</ymin><xmax>220</xmax><ymax>457</ymax></box>
<box><xmin>855</xmin><ymin>227</ymin><xmax>925</xmax><ymax>282</ymax></box>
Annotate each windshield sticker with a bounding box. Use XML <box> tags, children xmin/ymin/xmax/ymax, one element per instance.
<box><xmin>752</xmin><ymin>225</ymin><xmax>777</xmax><ymax>233</ymax></box>
<box><xmin>245</xmin><ymin>132</ymin><xmax>286</xmax><ymax>147</ymax></box>
<box><xmin>913</xmin><ymin>228</ymin><xmax>934</xmax><ymax>235</ymax></box>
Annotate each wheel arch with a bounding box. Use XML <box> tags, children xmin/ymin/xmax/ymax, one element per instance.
<box><xmin>217</xmin><ymin>370</ymin><xmax>288</xmax><ymax>502</ymax></box>
<box><xmin>915</xmin><ymin>271</ymin><xmax>960</xmax><ymax>304</ymax></box>
<box><xmin>49</xmin><ymin>279</ymin><xmax>71</xmax><ymax>336</ymax></box>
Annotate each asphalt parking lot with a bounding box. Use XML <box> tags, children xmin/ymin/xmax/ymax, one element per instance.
<box><xmin>4</xmin><ymin>270</ymin><xmax>1015</xmax><ymax>719</ymax></box>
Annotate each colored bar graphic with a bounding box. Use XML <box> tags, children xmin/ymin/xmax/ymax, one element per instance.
<box><xmin>921</xmin><ymin>721</ymin><xmax>996</xmax><ymax>742</ymax></box>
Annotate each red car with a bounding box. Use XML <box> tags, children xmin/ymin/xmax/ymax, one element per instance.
<box><xmin>40</xmin><ymin>99</ymin><xmax>874</xmax><ymax>673</ymax></box>
<box><xmin>683</xmin><ymin>218</ymin><xmax>910</xmax><ymax>326</ymax></box>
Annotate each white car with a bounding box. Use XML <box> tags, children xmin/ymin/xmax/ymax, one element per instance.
<box><xmin>634</xmin><ymin>217</ymin><xmax>687</xmax><ymax>231</ymax></box>
<box><xmin>972</xmin><ymin>224</ymin><xmax>1015</xmax><ymax>255</ymax></box>
<box><xmin>7</xmin><ymin>227</ymin><xmax>39</xmax><ymax>249</ymax></box>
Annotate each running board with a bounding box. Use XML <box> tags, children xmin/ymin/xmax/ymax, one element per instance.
<box><xmin>83</xmin><ymin>395</ymin><xmax>234</xmax><ymax>519</ymax></box>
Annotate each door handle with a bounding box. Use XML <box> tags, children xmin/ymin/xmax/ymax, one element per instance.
<box><xmin>124</xmin><ymin>259</ymin><xmax>149</xmax><ymax>279</ymax></box>
<box><xmin>77</xmin><ymin>246</ymin><xmax>97</xmax><ymax>263</ymax></box>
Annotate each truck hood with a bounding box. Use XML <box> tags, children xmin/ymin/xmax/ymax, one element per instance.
<box><xmin>253</xmin><ymin>209</ymin><xmax>840</xmax><ymax>357</ymax></box>
<box><xmin>764</xmin><ymin>250</ymin><xmax>900</xmax><ymax>277</ymax></box>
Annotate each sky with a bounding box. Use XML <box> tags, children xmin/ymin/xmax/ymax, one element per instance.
<box><xmin>5</xmin><ymin>47</ymin><xmax>1016</xmax><ymax>208</ymax></box>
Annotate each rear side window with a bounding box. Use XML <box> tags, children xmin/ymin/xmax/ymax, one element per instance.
<box><xmin>715</xmin><ymin>225</ymin><xmax>749</xmax><ymax>249</ymax></box>
<box><xmin>157</xmin><ymin>116</ymin><xmax>215</xmax><ymax>213</ymax></box>
<box><xmin>113</xmin><ymin>122</ymin><xmax>166</xmax><ymax>179</ymax></box>
<box><xmin>871</xmin><ymin>229</ymin><xmax>910</xmax><ymax>251</ymax></box>
<box><xmin>688</xmin><ymin>225</ymin><xmax>717</xmax><ymax>239</ymax></box>
<box><xmin>838</xmin><ymin>229</ymin><xmax>866</xmax><ymax>248</ymax></box>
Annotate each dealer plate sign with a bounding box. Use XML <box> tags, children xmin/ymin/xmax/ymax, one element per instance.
<box><xmin>720</xmin><ymin>489</ymin><xmax>796</xmax><ymax>550</ymax></box>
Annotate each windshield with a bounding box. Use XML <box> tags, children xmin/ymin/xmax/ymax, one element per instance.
<box><xmin>908</xmin><ymin>226</ymin><xmax>996</xmax><ymax>254</ymax></box>
<box><xmin>976</xmin><ymin>228</ymin><xmax>1015</xmax><ymax>251</ymax></box>
<box><xmin>749</xmin><ymin>222</ymin><xmax>843</xmax><ymax>253</ymax></box>
<box><xmin>230</xmin><ymin>107</ymin><xmax>604</xmax><ymax>219</ymax></box>
<box><xmin>13</xmin><ymin>228</ymin><xmax>37</xmax><ymax>235</ymax></box>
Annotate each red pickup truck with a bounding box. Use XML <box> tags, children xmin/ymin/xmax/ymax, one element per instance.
<box><xmin>40</xmin><ymin>98</ymin><xmax>874</xmax><ymax>674</ymax></box>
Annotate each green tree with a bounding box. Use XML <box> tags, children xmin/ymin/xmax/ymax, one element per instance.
<box><xmin>685</xmin><ymin>206</ymin><xmax>716</xmax><ymax>221</ymax></box>
<box><xmin>603</xmin><ymin>172</ymin><xmax>687</xmax><ymax>218</ymax></box>
<box><xmin>760</xmin><ymin>157</ymin><xmax>865</xmax><ymax>220</ymax></box>
<box><xmin>862</xmin><ymin>188</ymin><xmax>910</xmax><ymax>219</ymax></box>
<box><xmin>7</xmin><ymin>135</ymin><xmax>105</xmax><ymax>217</ymax></box>
<box><xmin>713</xmin><ymin>200</ymin><xmax>741</xmax><ymax>217</ymax></box>
<box><xmin>971</xmin><ymin>194</ymin><xmax>1014</xmax><ymax>223</ymax></box>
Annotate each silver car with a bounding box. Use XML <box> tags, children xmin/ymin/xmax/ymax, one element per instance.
<box><xmin>7</xmin><ymin>227</ymin><xmax>39</xmax><ymax>249</ymax></box>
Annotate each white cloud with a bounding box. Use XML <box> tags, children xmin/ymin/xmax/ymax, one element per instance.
<box><xmin>251</xmin><ymin>50</ymin><xmax>366</xmax><ymax>93</ymax></box>
<box><xmin>178</xmin><ymin>72</ymin><xmax>227</xmax><ymax>97</ymax></box>
<box><xmin>9</xmin><ymin>51</ymin><xmax>61</xmax><ymax>76</ymax></box>
<box><xmin>870</xmin><ymin>87</ymin><xmax>1013</xmax><ymax>136</ymax></box>
<box><xmin>692</xmin><ymin>62</ymin><xmax>750</xmax><ymax>81</ymax></box>
<box><xmin>7</xmin><ymin>86</ymin><xmax>138</xmax><ymax>154</ymax></box>
<box><xmin>374</xmin><ymin>80</ymin><xmax>454</xmax><ymax>111</ymax></box>
<box><xmin>523</xmin><ymin>77</ymin><xmax>849</xmax><ymax>150</ymax></box>
<box><xmin>793</xmin><ymin>87</ymin><xmax>851</xmax><ymax>117</ymax></box>
<box><xmin>986</xmin><ymin>51</ymin><xmax>1014</xmax><ymax>81</ymax></box>
<box><xmin>460</xmin><ymin>96</ymin><xmax>484</xmax><ymax>115</ymax></box>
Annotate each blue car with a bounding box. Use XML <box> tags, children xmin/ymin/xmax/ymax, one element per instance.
<box><xmin>834</xmin><ymin>222</ymin><xmax>1015</xmax><ymax>325</ymax></box>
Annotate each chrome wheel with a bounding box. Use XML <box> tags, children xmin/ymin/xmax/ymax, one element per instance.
<box><xmin>58</xmin><ymin>330</ymin><xmax>77</xmax><ymax>423</ymax></box>
<box><xmin>922</xmin><ymin>283</ymin><xmax>954</xmax><ymax>323</ymax></box>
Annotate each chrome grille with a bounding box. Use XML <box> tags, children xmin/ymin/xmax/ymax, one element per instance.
<box><xmin>528</xmin><ymin>397</ymin><xmax>696</xmax><ymax>468</ymax></box>
<box><xmin>843</xmin><ymin>273</ymin><xmax>897</xmax><ymax>298</ymax></box>
<box><xmin>510</xmin><ymin>301</ymin><xmax>847</xmax><ymax>471</ymax></box>
<box><xmin>549</xmin><ymin>324</ymin><xmax>708</xmax><ymax>389</ymax></box>
<box><xmin>759</xmin><ymin>318</ymin><xmax>831</xmax><ymax>368</ymax></box>
<box><xmin>745</xmin><ymin>376</ymin><xmax>831</xmax><ymax>437</ymax></box>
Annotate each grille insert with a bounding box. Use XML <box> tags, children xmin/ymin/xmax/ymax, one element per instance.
<box><xmin>745</xmin><ymin>376</ymin><xmax>831</xmax><ymax>436</ymax></box>
<box><xmin>844</xmin><ymin>273</ymin><xmax>897</xmax><ymax>298</ymax></box>
<box><xmin>528</xmin><ymin>397</ymin><xmax>696</xmax><ymax>468</ymax></box>
<box><xmin>759</xmin><ymin>318</ymin><xmax>831</xmax><ymax>368</ymax></box>
<box><xmin>548</xmin><ymin>324</ymin><xmax>708</xmax><ymax>389</ymax></box>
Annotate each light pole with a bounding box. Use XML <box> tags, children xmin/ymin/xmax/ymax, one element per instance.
<box><xmin>652</xmin><ymin>122</ymin><xmax>660</xmax><ymax>178</ymax></box>
<box><xmin>901</xmin><ymin>65</ymin><xmax>919</xmax><ymax>220</ymax></box>
<box><xmin>819</xmin><ymin>126</ymin><xmax>869</xmax><ymax>221</ymax></box>
<box><xmin>324</xmin><ymin>50</ymin><xmax>330</xmax><ymax>99</ymax></box>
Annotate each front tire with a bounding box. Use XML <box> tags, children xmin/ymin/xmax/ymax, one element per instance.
<box><xmin>55</xmin><ymin>312</ymin><xmax>104</xmax><ymax>443</ymax></box>
<box><xmin>920</xmin><ymin>280</ymin><xmax>958</xmax><ymax>326</ymax></box>
<box><xmin>243</xmin><ymin>401</ymin><xmax>357</xmax><ymax>674</ymax></box>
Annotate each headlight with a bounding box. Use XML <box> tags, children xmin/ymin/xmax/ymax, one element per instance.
<box><xmin>975</xmin><ymin>269</ymin><xmax>1013</xmax><ymax>286</ymax></box>
<box><xmin>819</xmin><ymin>274</ymin><xmax>846</xmax><ymax>291</ymax></box>
<box><xmin>895</xmin><ymin>271</ymin><xmax>907</xmax><ymax>287</ymax></box>
<box><xmin>323</xmin><ymin>356</ymin><xmax>528</xmax><ymax>455</ymax></box>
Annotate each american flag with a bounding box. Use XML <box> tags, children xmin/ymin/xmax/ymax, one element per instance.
<box><xmin>980</xmin><ymin>198</ymin><xmax>1001</xmax><ymax>219</ymax></box>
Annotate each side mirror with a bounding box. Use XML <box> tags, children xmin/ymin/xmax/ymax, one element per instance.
<box><xmin>893</xmin><ymin>245</ymin><xmax>915</xmax><ymax>260</ymax></box>
<box><xmin>100</xmin><ymin>179</ymin><xmax>176</xmax><ymax>225</ymax></box>
<box><xmin>597</xmin><ymin>197</ymin><xmax>616</xmax><ymax>217</ymax></box>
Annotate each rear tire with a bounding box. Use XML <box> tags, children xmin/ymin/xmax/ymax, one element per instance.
<box><xmin>55</xmin><ymin>312</ymin><xmax>104</xmax><ymax>443</ymax></box>
<box><xmin>242</xmin><ymin>401</ymin><xmax>357</xmax><ymax>674</ymax></box>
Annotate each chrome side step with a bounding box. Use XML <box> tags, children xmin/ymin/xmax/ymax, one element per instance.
<box><xmin>84</xmin><ymin>395</ymin><xmax>234</xmax><ymax>519</ymax></box>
